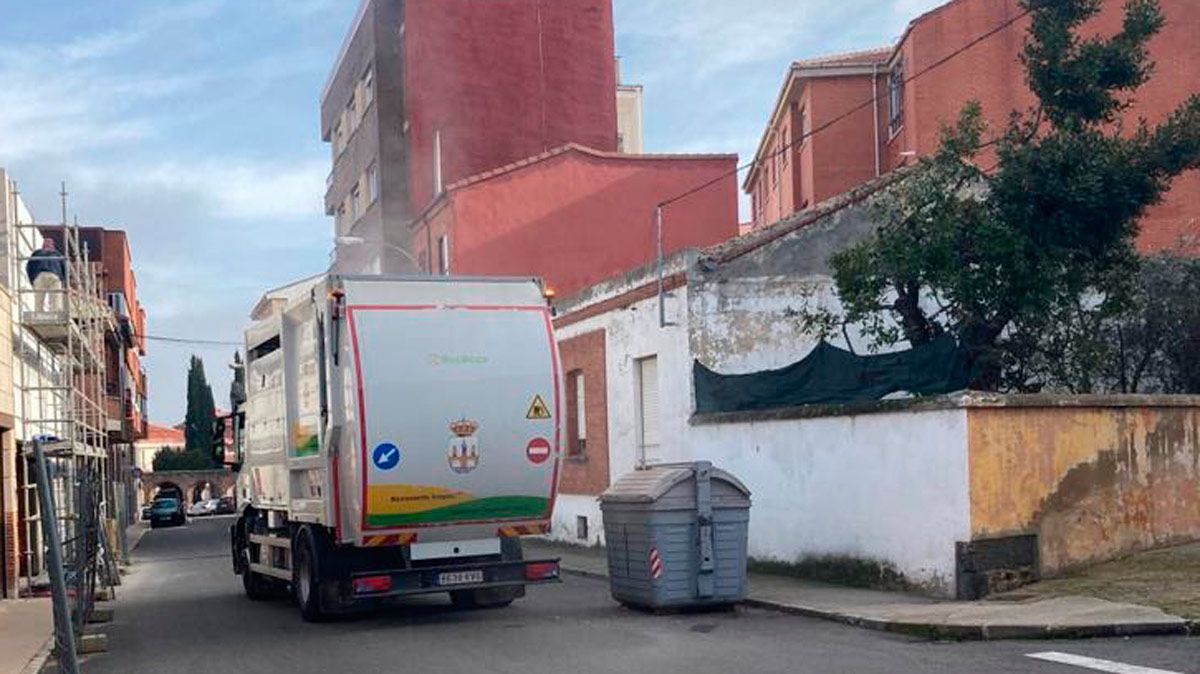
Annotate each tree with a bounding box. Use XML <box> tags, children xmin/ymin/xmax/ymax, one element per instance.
<box><xmin>813</xmin><ymin>0</ymin><xmax>1200</xmax><ymax>391</ymax></box>
<box><xmin>151</xmin><ymin>446</ymin><xmax>211</xmax><ymax>472</ymax></box>
<box><xmin>183</xmin><ymin>355</ymin><xmax>218</xmax><ymax>466</ymax></box>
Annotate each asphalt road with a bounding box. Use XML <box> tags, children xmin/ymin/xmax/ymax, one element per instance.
<box><xmin>84</xmin><ymin>518</ymin><xmax>1199</xmax><ymax>674</ymax></box>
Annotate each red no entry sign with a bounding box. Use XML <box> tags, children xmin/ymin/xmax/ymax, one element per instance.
<box><xmin>525</xmin><ymin>437</ymin><xmax>551</xmax><ymax>465</ymax></box>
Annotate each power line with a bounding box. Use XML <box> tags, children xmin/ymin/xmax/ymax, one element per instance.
<box><xmin>135</xmin><ymin>333</ymin><xmax>242</xmax><ymax>347</ymax></box>
<box><xmin>657</xmin><ymin>7</ymin><xmax>1032</xmax><ymax>209</ymax></box>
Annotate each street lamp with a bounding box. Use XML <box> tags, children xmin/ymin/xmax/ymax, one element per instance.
<box><xmin>333</xmin><ymin>235</ymin><xmax>422</xmax><ymax>273</ymax></box>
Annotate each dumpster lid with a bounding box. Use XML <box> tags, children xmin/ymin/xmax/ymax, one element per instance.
<box><xmin>601</xmin><ymin>463</ymin><xmax>751</xmax><ymax>504</ymax></box>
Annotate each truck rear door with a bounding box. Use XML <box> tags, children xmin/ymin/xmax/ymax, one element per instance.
<box><xmin>341</xmin><ymin>277</ymin><xmax>560</xmax><ymax>540</ymax></box>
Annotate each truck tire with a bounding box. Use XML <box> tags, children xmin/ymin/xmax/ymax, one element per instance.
<box><xmin>293</xmin><ymin>526</ymin><xmax>325</xmax><ymax>622</ymax></box>
<box><xmin>241</xmin><ymin>545</ymin><xmax>273</xmax><ymax>601</ymax></box>
<box><xmin>235</xmin><ymin>516</ymin><xmax>272</xmax><ymax>601</ymax></box>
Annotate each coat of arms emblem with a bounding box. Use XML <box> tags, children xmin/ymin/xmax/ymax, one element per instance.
<box><xmin>448</xmin><ymin>418</ymin><xmax>480</xmax><ymax>474</ymax></box>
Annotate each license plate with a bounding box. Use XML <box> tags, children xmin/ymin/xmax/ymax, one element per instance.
<box><xmin>438</xmin><ymin>570</ymin><xmax>484</xmax><ymax>586</ymax></box>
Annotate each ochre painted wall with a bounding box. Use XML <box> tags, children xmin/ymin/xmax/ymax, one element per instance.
<box><xmin>968</xmin><ymin>405</ymin><xmax>1200</xmax><ymax>574</ymax></box>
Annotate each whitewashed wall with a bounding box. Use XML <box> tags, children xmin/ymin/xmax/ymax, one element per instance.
<box><xmin>548</xmin><ymin>269</ymin><xmax>693</xmax><ymax>546</ymax></box>
<box><xmin>688</xmin><ymin>409</ymin><xmax>971</xmax><ymax>595</ymax></box>
<box><xmin>550</xmin><ymin>254</ymin><xmax>972</xmax><ymax>594</ymax></box>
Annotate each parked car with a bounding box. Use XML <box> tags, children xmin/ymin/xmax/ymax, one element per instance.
<box><xmin>188</xmin><ymin>499</ymin><xmax>218</xmax><ymax>517</ymax></box>
<box><xmin>149</xmin><ymin>498</ymin><xmax>186</xmax><ymax>528</ymax></box>
<box><xmin>215</xmin><ymin>496</ymin><xmax>236</xmax><ymax>515</ymax></box>
<box><xmin>141</xmin><ymin>504</ymin><xmax>152</xmax><ymax>521</ymax></box>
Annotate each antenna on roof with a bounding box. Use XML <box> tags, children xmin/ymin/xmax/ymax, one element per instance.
<box><xmin>59</xmin><ymin>181</ymin><xmax>68</xmax><ymax>226</ymax></box>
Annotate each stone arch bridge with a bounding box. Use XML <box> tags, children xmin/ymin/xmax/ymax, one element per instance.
<box><xmin>140</xmin><ymin>469</ymin><xmax>238</xmax><ymax>505</ymax></box>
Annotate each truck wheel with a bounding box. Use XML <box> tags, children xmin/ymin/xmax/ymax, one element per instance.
<box><xmin>293</xmin><ymin>527</ymin><xmax>325</xmax><ymax>622</ymax></box>
<box><xmin>241</xmin><ymin>544</ymin><xmax>272</xmax><ymax>601</ymax></box>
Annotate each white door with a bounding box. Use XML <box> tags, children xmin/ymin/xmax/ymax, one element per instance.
<box><xmin>636</xmin><ymin>356</ymin><xmax>660</xmax><ymax>466</ymax></box>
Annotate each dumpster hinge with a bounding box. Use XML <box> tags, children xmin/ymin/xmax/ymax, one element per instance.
<box><xmin>695</xmin><ymin>461</ymin><xmax>715</xmax><ymax>598</ymax></box>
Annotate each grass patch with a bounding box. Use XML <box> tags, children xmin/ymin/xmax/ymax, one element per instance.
<box><xmin>1017</xmin><ymin>543</ymin><xmax>1200</xmax><ymax>620</ymax></box>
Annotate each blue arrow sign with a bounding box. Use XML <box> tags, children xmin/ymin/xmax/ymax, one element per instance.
<box><xmin>372</xmin><ymin>442</ymin><xmax>401</xmax><ymax>471</ymax></box>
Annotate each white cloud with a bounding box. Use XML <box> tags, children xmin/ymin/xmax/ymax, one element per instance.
<box><xmin>73</xmin><ymin>155</ymin><xmax>328</xmax><ymax>221</ymax></box>
<box><xmin>128</xmin><ymin>159</ymin><xmax>329</xmax><ymax>221</ymax></box>
<box><xmin>60</xmin><ymin>28</ymin><xmax>148</xmax><ymax>62</ymax></box>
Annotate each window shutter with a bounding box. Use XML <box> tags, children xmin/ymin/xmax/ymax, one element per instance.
<box><xmin>638</xmin><ymin>357</ymin><xmax>659</xmax><ymax>449</ymax></box>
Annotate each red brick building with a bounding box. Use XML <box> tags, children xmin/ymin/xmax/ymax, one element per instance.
<box><xmin>42</xmin><ymin>227</ymin><xmax>149</xmax><ymax>444</ymax></box>
<box><xmin>409</xmin><ymin>144</ymin><xmax>739</xmax><ymax>298</ymax></box>
<box><xmin>324</xmin><ymin>0</ymin><xmax>619</xmax><ymax>272</ymax></box>
<box><xmin>402</xmin><ymin>0</ymin><xmax>618</xmax><ymax>216</ymax></box>
<box><xmin>745</xmin><ymin>0</ymin><xmax>1200</xmax><ymax>251</ymax></box>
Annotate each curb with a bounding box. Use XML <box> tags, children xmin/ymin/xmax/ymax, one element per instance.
<box><xmin>20</xmin><ymin>636</ymin><xmax>53</xmax><ymax>674</ymax></box>
<box><xmin>125</xmin><ymin>522</ymin><xmax>149</xmax><ymax>558</ymax></box>
<box><xmin>743</xmin><ymin>597</ymin><xmax>1190</xmax><ymax>640</ymax></box>
<box><xmin>557</xmin><ymin>566</ymin><xmax>609</xmax><ymax>582</ymax></box>
<box><xmin>558</xmin><ymin>561</ymin><xmax>1192</xmax><ymax>641</ymax></box>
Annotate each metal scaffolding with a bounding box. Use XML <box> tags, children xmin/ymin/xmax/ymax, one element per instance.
<box><xmin>7</xmin><ymin>183</ymin><xmax>116</xmax><ymax>627</ymax></box>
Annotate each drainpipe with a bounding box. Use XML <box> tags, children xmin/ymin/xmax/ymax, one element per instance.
<box><xmin>872</xmin><ymin>63</ymin><xmax>881</xmax><ymax>178</ymax></box>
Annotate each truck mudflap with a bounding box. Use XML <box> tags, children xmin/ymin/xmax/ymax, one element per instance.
<box><xmin>345</xmin><ymin>557</ymin><xmax>561</xmax><ymax>599</ymax></box>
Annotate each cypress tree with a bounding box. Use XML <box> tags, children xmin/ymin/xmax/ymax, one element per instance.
<box><xmin>183</xmin><ymin>355</ymin><xmax>217</xmax><ymax>465</ymax></box>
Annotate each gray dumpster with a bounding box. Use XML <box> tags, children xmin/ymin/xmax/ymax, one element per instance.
<box><xmin>599</xmin><ymin>461</ymin><xmax>751</xmax><ymax>609</ymax></box>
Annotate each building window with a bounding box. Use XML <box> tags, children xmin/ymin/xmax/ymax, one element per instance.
<box><xmin>349</xmin><ymin>185</ymin><xmax>361</xmax><ymax>221</ymax></box>
<box><xmin>781</xmin><ymin>127</ymin><xmax>789</xmax><ymax>165</ymax></box>
<box><xmin>362</xmin><ymin>66</ymin><xmax>374</xmax><ymax>109</ymax></box>
<box><xmin>333</xmin><ymin>120</ymin><xmax>344</xmax><ymax>155</ymax></box>
<box><xmin>367</xmin><ymin>164</ymin><xmax>379</xmax><ymax>204</ymax></box>
<box><xmin>889</xmin><ymin>59</ymin><xmax>905</xmax><ymax>135</ymax></box>
<box><xmin>336</xmin><ymin>203</ymin><xmax>347</xmax><ymax>231</ymax></box>
<box><xmin>635</xmin><ymin>355</ymin><xmax>659</xmax><ymax>466</ymax></box>
<box><xmin>567</xmin><ymin>370</ymin><xmax>586</xmax><ymax>456</ymax></box>
<box><xmin>437</xmin><ymin>235</ymin><xmax>450</xmax><ymax>275</ymax></box>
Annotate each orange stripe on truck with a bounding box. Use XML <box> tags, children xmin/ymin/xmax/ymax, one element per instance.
<box><xmin>362</xmin><ymin>533</ymin><xmax>418</xmax><ymax>547</ymax></box>
<box><xmin>497</xmin><ymin>523</ymin><xmax>550</xmax><ymax>537</ymax></box>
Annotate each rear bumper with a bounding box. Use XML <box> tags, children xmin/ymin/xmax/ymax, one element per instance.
<box><xmin>347</xmin><ymin>557</ymin><xmax>561</xmax><ymax>599</ymax></box>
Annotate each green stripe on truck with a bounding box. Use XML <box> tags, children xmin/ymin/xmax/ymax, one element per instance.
<box><xmin>366</xmin><ymin>496</ymin><xmax>550</xmax><ymax>527</ymax></box>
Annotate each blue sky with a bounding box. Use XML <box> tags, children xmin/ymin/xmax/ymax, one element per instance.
<box><xmin>0</xmin><ymin>0</ymin><xmax>942</xmax><ymax>423</ymax></box>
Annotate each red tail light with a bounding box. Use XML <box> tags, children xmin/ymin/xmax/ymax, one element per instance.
<box><xmin>524</xmin><ymin>562</ymin><xmax>559</xmax><ymax>581</ymax></box>
<box><xmin>352</xmin><ymin>575</ymin><xmax>393</xmax><ymax>594</ymax></box>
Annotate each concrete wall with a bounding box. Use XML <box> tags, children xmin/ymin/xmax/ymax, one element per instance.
<box><xmin>0</xmin><ymin>284</ymin><xmax>16</xmax><ymax>598</ymax></box>
<box><xmin>967</xmin><ymin>399</ymin><xmax>1200</xmax><ymax>575</ymax></box>
<box><xmin>550</xmin><ymin>253</ymin><xmax>973</xmax><ymax>594</ymax></box>
<box><xmin>547</xmin><ymin>255</ymin><xmax>693</xmax><ymax>545</ymax></box>
<box><xmin>615</xmin><ymin>85</ymin><xmax>644</xmax><ymax>153</ymax></box>
<box><xmin>689</xmin><ymin>408</ymin><xmax>971</xmax><ymax>595</ymax></box>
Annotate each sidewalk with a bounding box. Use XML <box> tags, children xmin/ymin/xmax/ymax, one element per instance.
<box><xmin>526</xmin><ymin>540</ymin><xmax>1191</xmax><ymax>640</ymax></box>
<box><xmin>0</xmin><ymin>598</ymin><xmax>53</xmax><ymax>673</ymax></box>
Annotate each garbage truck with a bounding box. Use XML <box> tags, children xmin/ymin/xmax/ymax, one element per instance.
<box><xmin>229</xmin><ymin>274</ymin><xmax>563</xmax><ymax>620</ymax></box>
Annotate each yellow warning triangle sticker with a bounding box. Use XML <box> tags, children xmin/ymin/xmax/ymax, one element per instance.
<box><xmin>525</xmin><ymin>394</ymin><xmax>551</xmax><ymax>420</ymax></box>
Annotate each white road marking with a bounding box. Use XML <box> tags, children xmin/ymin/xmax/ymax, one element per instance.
<box><xmin>1026</xmin><ymin>651</ymin><xmax>1184</xmax><ymax>674</ymax></box>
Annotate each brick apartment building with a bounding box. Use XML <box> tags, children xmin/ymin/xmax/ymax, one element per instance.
<box><xmin>745</xmin><ymin>0</ymin><xmax>1200</xmax><ymax>251</ymax></box>
<box><xmin>42</xmin><ymin>227</ymin><xmax>149</xmax><ymax>448</ymax></box>
<box><xmin>323</xmin><ymin>0</ymin><xmax>620</xmax><ymax>273</ymax></box>
<box><xmin>322</xmin><ymin>0</ymin><xmax>736</xmax><ymax>295</ymax></box>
